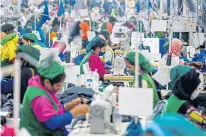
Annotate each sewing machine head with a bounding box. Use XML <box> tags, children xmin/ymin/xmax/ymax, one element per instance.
<box><xmin>111</xmin><ymin>25</ymin><xmax>128</xmax><ymax>44</ymax></box>
<box><xmin>113</xmin><ymin>56</ymin><xmax>126</xmax><ymax>76</ymax></box>
<box><xmin>89</xmin><ymin>96</ymin><xmax>113</xmax><ymax>134</ymax></box>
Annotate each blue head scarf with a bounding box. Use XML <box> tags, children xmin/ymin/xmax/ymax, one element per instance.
<box><xmin>86</xmin><ymin>36</ymin><xmax>106</xmax><ymax>53</ymax></box>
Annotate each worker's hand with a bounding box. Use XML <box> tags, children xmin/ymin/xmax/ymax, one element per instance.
<box><xmin>73</xmin><ymin>97</ymin><xmax>88</xmax><ymax>104</ymax></box>
<box><xmin>64</xmin><ymin>98</ymin><xmax>88</xmax><ymax>111</ymax></box>
<box><xmin>70</xmin><ymin>104</ymin><xmax>89</xmax><ymax>118</ymax></box>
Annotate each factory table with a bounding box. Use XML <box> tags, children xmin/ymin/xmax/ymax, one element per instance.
<box><xmin>69</xmin><ymin>117</ymin><xmax>147</xmax><ymax>136</ymax></box>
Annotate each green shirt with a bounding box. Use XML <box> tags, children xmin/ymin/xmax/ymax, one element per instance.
<box><xmin>164</xmin><ymin>95</ymin><xmax>186</xmax><ymax>113</ymax></box>
<box><xmin>19</xmin><ymin>87</ymin><xmax>63</xmax><ymax>136</ymax></box>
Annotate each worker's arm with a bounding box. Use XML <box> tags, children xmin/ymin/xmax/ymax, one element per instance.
<box><xmin>31</xmin><ymin>96</ymin><xmax>73</xmax><ymax>129</ymax></box>
<box><xmin>178</xmin><ymin>102</ymin><xmax>206</xmax><ymax>125</ymax></box>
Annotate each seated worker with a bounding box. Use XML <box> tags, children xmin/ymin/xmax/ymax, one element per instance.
<box><xmin>0</xmin><ymin>24</ymin><xmax>15</xmax><ymax>41</ymax></box>
<box><xmin>87</xmin><ymin>36</ymin><xmax>109</xmax><ymax>79</ymax></box>
<box><xmin>80</xmin><ymin>36</ymin><xmax>107</xmax><ymax>75</ymax></box>
<box><xmin>0</xmin><ymin>33</ymin><xmax>19</xmax><ymax>67</ymax></box>
<box><xmin>1</xmin><ymin>45</ymin><xmax>40</xmax><ymax>103</ymax></box>
<box><xmin>99</xmin><ymin>30</ymin><xmax>114</xmax><ymax>66</ymax></box>
<box><xmin>46</xmin><ymin>18</ymin><xmax>60</xmax><ymax>47</ymax></box>
<box><xmin>101</xmin><ymin>16</ymin><xmax>116</xmax><ymax>34</ymax></box>
<box><xmin>163</xmin><ymin>68</ymin><xmax>206</xmax><ymax>128</ymax></box>
<box><xmin>79</xmin><ymin>19</ymin><xmax>91</xmax><ymax>49</ymax></box>
<box><xmin>168</xmin><ymin>65</ymin><xmax>192</xmax><ymax>90</ymax></box>
<box><xmin>162</xmin><ymin>38</ymin><xmax>182</xmax><ymax>66</ymax></box>
<box><xmin>22</xmin><ymin>33</ymin><xmax>42</xmax><ymax>50</ymax></box>
<box><xmin>124</xmin><ymin>52</ymin><xmax>159</xmax><ymax>107</ymax></box>
<box><xmin>20</xmin><ymin>57</ymin><xmax>89</xmax><ymax>136</ymax></box>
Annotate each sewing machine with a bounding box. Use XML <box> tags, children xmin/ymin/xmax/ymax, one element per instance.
<box><xmin>182</xmin><ymin>46</ymin><xmax>196</xmax><ymax>61</ymax></box>
<box><xmin>113</xmin><ymin>56</ymin><xmax>126</xmax><ymax>76</ymax></box>
<box><xmin>111</xmin><ymin>24</ymin><xmax>129</xmax><ymax>44</ymax></box>
<box><xmin>114</xmin><ymin>50</ymin><xmax>132</xmax><ymax>55</ymax></box>
<box><xmin>90</xmin><ymin>85</ymin><xmax>116</xmax><ymax>134</ymax></box>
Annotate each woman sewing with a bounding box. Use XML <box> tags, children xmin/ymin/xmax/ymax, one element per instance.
<box><xmin>20</xmin><ymin>57</ymin><xmax>89</xmax><ymax>135</ymax></box>
<box><xmin>162</xmin><ymin>38</ymin><xmax>183</xmax><ymax>66</ymax></box>
<box><xmin>124</xmin><ymin>52</ymin><xmax>159</xmax><ymax>107</ymax></box>
<box><xmin>99</xmin><ymin>30</ymin><xmax>114</xmax><ymax>66</ymax></box>
<box><xmin>163</xmin><ymin>68</ymin><xmax>206</xmax><ymax>128</ymax></box>
<box><xmin>80</xmin><ymin>36</ymin><xmax>109</xmax><ymax>79</ymax></box>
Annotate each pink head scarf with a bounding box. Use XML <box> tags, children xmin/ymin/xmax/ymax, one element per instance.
<box><xmin>170</xmin><ymin>38</ymin><xmax>182</xmax><ymax>56</ymax></box>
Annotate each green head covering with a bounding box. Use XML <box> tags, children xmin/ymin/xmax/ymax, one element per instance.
<box><xmin>23</xmin><ymin>33</ymin><xmax>38</xmax><ymax>42</ymax></box>
<box><xmin>169</xmin><ymin>65</ymin><xmax>192</xmax><ymax>90</ymax></box>
<box><xmin>126</xmin><ymin>52</ymin><xmax>154</xmax><ymax>73</ymax></box>
<box><xmin>17</xmin><ymin>45</ymin><xmax>40</xmax><ymax>61</ymax></box>
<box><xmin>0</xmin><ymin>33</ymin><xmax>17</xmax><ymax>45</ymax></box>
<box><xmin>86</xmin><ymin>36</ymin><xmax>106</xmax><ymax>52</ymax></box>
<box><xmin>37</xmin><ymin>57</ymin><xmax>65</xmax><ymax>79</ymax></box>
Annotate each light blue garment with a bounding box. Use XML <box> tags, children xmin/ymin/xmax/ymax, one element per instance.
<box><xmin>145</xmin><ymin>114</ymin><xmax>206</xmax><ymax>136</ymax></box>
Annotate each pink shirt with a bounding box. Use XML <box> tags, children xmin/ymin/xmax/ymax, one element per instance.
<box><xmin>28</xmin><ymin>75</ymin><xmax>65</xmax><ymax>122</ymax></box>
<box><xmin>88</xmin><ymin>54</ymin><xmax>109</xmax><ymax>79</ymax></box>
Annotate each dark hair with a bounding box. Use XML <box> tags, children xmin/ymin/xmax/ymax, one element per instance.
<box><xmin>1</xmin><ymin>24</ymin><xmax>14</xmax><ymax>34</ymax></box>
<box><xmin>91</xmin><ymin>40</ymin><xmax>106</xmax><ymax>51</ymax></box>
<box><xmin>52</xmin><ymin>18</ymin><xmax>60</xmax><ymax>27</ymax></box>
<box><xmin>40</xmin><ymin>73</ymin><xmax>66</xmax><ymax>85</ymax></box>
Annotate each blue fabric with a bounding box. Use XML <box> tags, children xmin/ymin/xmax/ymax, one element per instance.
<box><xmin>159</xmin><ymin>38</ymin><xmax>168</xmax><ymax>57</ymax></box>
<box><xmin>57</xmin><ymin>0</ymin><xmax>65</xmax><ymax>16</ymax></box>
<box><xmin>1</xmin><ymin>79</ymin><xmax>14</xmax><ymax>95</ymax></box>
<box><xmin>148</xmin><ymin>0</ymin><xmax>152</xmax><ymax>9</ymax></box>
<box><xmin>21</xmin><ymin>28</ymin><xmax>32</xmax><ymax>35</ymax></box>
<box><xmin>44</xmin><ymin>112</ymin><xmax>72</xmax><ymax>132</ymax></box>
<box><xmin>136</xmin><ymin>2</ymin><xmax>140</xmax><ymax>13</ymax></box>
<box><xmin>73</xmin><ymin>53</ymin><xmax>86</xmax><ymax>65</ymax></box>
<box><xmin>39</xmin><ymin>3</ymin><xmax>50</xmax><ymax>28</ymax></box>
<box><xmin>145</xmin><ymin>114</ymin><xmax>206</xmax><ymax>136</ymax></box>
<box><xmin>125</xmin><ymin>118</ymin><xmax>144</xmax><ymax>136</ymax></box>
<box><xmin>67</xmin><ymin>0</ymin><xmax>75</xmax><ymax>5</ymax></box>
<box><xmin>62</xmin><ymin>127</ymin><xmax>69</xmax><ymax>136</ymax></box>
<box><xmin>59</xmin><ymin>53</ymin><xmax>65</xmax><ymax>62</ymax></box>
<box><xmin>105</xmin><ymin>61</ymin><xmax>112</xmax><ymax>66</ymax></box>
